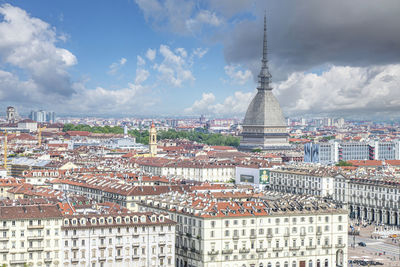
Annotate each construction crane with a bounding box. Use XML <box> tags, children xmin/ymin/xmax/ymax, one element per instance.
<box><xmin>38</xmin><ymin>126</ymin><xmax>46</xmax><ymax>147</ymax></box>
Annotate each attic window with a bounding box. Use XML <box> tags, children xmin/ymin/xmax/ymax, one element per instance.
<box><xmin>116</xmin><ymin>217</ymin><xmax>121</xmax><ymax>223</ymax></box>
<box><xmin>80</xmin><ymin>219</ymin><xmax>86</xmax><ymax>225</ymax></box>
<box><xmin>107</xmin><ymin>217</ymin><xmax>113</xmax><ymax>224</ymax></box>
<box><xmin>159</xmin><ymin>216</ymin><xmax>164</xmax><ymax>222</ymax></box>
<box><xmin>72</xmin><ymin>219</ymin><xmax>77</xmax><ymax>225</ymax></box>
<box><xmin>64</xmin><ymin>219</ymin><xmax>69</xmax><ymax>225</ymax></box>
<box><xmin>133</xmin><ymin>216</ymin><xmax>138</xmax><ymax>223</ymax></box>
<box><xmin>91</xmin><ymin>218</ymin><xmax>97</xmax><ymax>224</ymax></box>
<box><xmin>99</xmin><ymin>218</ymin><xmax>104</xmax><ymax>224</ymax></box>
<box><xmin>124</xmin><ymin>217</ymin><xmax>130</xmax><ymax>223</ymax></box>
<box><xmin>151</xmin><ymin>216</ymin><xmax>156</xmax><ymax>222</ymax></box>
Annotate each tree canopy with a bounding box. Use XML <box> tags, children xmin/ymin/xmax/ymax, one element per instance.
<box><xmin>63</xmin><ymin>124</ymin><xmax>240</xmax><ymax>147</ymax></box>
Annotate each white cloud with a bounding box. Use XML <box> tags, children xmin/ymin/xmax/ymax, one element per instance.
<box><xmin>108</xmin><ymin>57</ymin><xmax>127</xmax><ymax>75</ymax></box>
<box><xmin>137</xmin><ymin>55</ymin><xmax>145</xmax><ymax>66</ymax></box>
<box><xmin>185</xmin><ymin>91</ymin><xmax>254</xmax><ymax>116</ymax></box>
<box><xmin>135</xmin><ymin>68</ymin><xmax>150</xmax><ymax>84</ymax></box>
<box><xmin>275</xmin><ymin>64</ymin><xmax>400</xmax><ymax>116</ymax></box>
<box><xmin>135</xmin><ymin>0</ymin><xmax>223</xmax><ymax>35</ymax></box>
<box><xmin>146</xmin><ymin>48</ymin><xmax>156</xmax><ymax>61</ymax></box>
<box><xmin>193</xmin><ymin>48</ymin><xmax>208</xmax><ymax>59</ymax></box>
<box><xmin>224</xmin><ymin>64</ymin><xmax>253</xmax><ymax>85</ymax></box>
<box><xmin>0</xmin><ymin>3</ymin><xmax>77</xmax><ymax>98</ymax></box>
<box><xmin>186</xmin><ymin>10</ymin><xmax>222</xmax><ymax>33</ymax></box>
<box><xmin>154</xmin><ymin>44</ymin><xmax>194</xmax><ymax>87</ymax></box>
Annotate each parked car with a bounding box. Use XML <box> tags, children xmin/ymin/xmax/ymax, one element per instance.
<box><xmin>358</xmin><ymin>241</ymin><xmax>367</xmax><ymax>247</ymax></box>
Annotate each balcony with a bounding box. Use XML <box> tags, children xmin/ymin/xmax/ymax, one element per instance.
<box><xmin>300</xmin><ymin>232</ymin><xmax>306</xmax><ymax>236</ymax></box>
<box><xmin>132</xmin><ymin>255</ymin><xmax>140</xmax><ymax>260</ymax></box>
<box><xmin>273</xmin><ymin>247</ymin><xmax>283</xmax><ymax>252</ymax></box>
<box><xmin>283</xmin><ymin>233</ymin><xmax>290</xmax><ymax>237</ymax></box>
<box><xmin>115</xmin><ymin>244</ymin><xmax>123</xmax><ymax>248</ymax></box>
<box><xmin>44</xmin><ymin>258</ymin><xmax>52</xmax><ymax>263</ymax></box>
<box><xmin>71</xmin><ymin>258</ymin><xmax>79</xmax><ymax>263</ymax></box>
<box><xmin>0</xmin><ymin>237</ymin><xmax>8</xmax><ymax>242</ymax></box>
<box><xmin>306</xmin><ymin>245</ymin><xmax>316</xmax><ymax>250</ymax></box>
<box><xmin>316</xmin><ymin>231</ymin><xmax>322</xmax><ymax>235</ymax></box>
<box><xmin>232</xmin><ymin>235</ymin><xmax>239</xmax><ymax>240</ymax></box>
<box><xmin>250</xmin><ymin>234</ymin><xmax>256</xmax><ymax>239</ymax></box>
<box><xmin>132</xmin><ymin>242</ymin><xmax>140</xmax><ymax>248</ymax></box>
<box><xmin>256</xmin><ymin>248</ymin><xmax>267</xmax><ymax>252</ymax></box>
<box><xmin>27</xmin><ymin>224</ymin><xmax>44</xmax><ymax>229</ymax></box>
<box><xmin>9</xmin><ymin>259</ymin><xmax>27</xmax><ymax>264</ymax></box>
<box><xmin>0</xmin><ymin>227</ymin><xmax>9</xmax><ymax>231</ymax></box>
<box><xmin>289</xmin><ymin>246</ymin><xmax>300</xmax><ymax>251</ymax></box>
<box><xmin>0</xmin><ymin>248</ymin><xmax>9</xmax><ymax>253</ymax></box>
<box><xmin>207</xmin><ymin>250</ymin><xmax>219</xmax><ymax>255</ymax></box>
<box><xmin>239</xmin><ymin>248</ymin><xmax>250</xmax><ymax>254</ymax></box>
<box><xmin>27</xmin><ymin>235</ymin><xmax>44</xmax><ymax>240</ymax></box>
<box><xmin>159</xmin><ymin>241</ymin><xmax>166</xmax><ymax>246</ymax></box>
<box><xmin>99</xmin><ymin>257</ymin><xmax>106</xmax><ymax>261</ymax></box>
<box><xmin>115</xmin><ymin>256</ymin><xmax>123</xmax><ymax>261</ymax></box>
<box><xmin>159</xmin><ymin>253</ymin><xmax>166</xmax><ymax>257</ymax></box>
<box><xmin>335</xmin><ymin>244</ymin><xmax>346</xmax><ymax>248</ymax></box>
<box><xmin>322</xmin><ymin>244</ymin><xmax>332</xmax><ymax>249</ymax></box>
<box><xmin>267</xmin><ymin>234</ymin><xmax>273</xmax><ymax>239</ymax></box>
<box><xmin>222</xmin><ymin>249</ymin><xmax>233</xmax><ymax>254</ymax></box>
<box><xmin>71</xmin><ymin>246</ymin><xmax>79</xmax><ymax>251</ymax></box>
<box><xmin>28</xmin><ymin>246</ymin><xmax>44</xmax><ymax>252</ymax></box>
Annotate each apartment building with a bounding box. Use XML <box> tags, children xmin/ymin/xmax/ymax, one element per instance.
<box><xmin>138</xmin><ymin>191</ymin><xmax>348</xmax><ymax>267</ymax></box>
<box><xmin>304</xmin><ymin>140</ymin><xmax>400</xmax><ymax>164</ymax></box>
<box><xmin>61</xmin><ymin>212</ymin><xmax>176</xmax><ymax>267</ymax></box>
<box><xmin>333</xmin><ymin>175</ymin><xmax>400</xmax><ymax>226</ymax></box>
<box><xmin>0</xmin><ymin>200</ymin><xmax>176</xmax><ymax>267</ymax></box>
<box><xmin>267</xmin><ymin>167</ymin><xmax>341</xmax><ymax>197</ymax></box>
<box><xmin>0</xmin><ymin>203</ymin><xmax>63</xmax><ymax>267</ymax></box>
<box><xmin>135</xmin><ymin>158</ymin><xmax>236</xmax><ymax>182</ymax></box>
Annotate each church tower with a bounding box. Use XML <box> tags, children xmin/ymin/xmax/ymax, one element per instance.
<box><xmin>239</xmin><ymin>13</ymin><xmax>291</xmax><ymax>151</ymax></box>
<box><xmin>149</xmin><ymin>122</ymin><xmax>157</xmax><ymax>156</ymax></box>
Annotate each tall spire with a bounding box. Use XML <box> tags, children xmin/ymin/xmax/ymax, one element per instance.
<box><xmin>257</xmin><ymin>10</ymin><xmax>272</xmax><ymax>91</ymax></box>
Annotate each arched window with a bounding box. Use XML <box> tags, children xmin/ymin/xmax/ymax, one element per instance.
<box><xmin>260</xmin><ymin>264</ymin><xmax>264</xmax><ymax>267</ymax></box>
<box><xmin>284</xmin><ymin>262</ymin><xmax>289</xmax><ymax>267</ymax></box>
<box><xmin>324</xmin><ymin>259</ymin><xmax>328</xmax><ymax>267</ymax></box>
<box><xmin>268</xmin><ymin>263</ymin><xmax>272</xmax><ymax>267</ymax></box>
<box><xmin>292</xmin><ymin>262</ymin><xmax>296</xmax><ymax>267</ymax></box>
<box><xmin>276</xmin><ymin>263</ymin><xmax>280</xmax><ymax>267</ymax></box>
<box><xmin>309</xmin><ymin>260</ymin><xmax>313</xmax><ymax>267</ymax></box>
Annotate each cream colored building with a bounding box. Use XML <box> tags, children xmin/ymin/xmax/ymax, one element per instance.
<box><xmin>0</xmin><ymin>204</ymin><xmax>63</xmax><ymax>267</ymax></box>
<box><xmin>61</xmin><ymin>212</ymin><xmax>176</xmax><ymax>267</ymax></box>
<box><xmin>138</xmin><ymin>192</ymin><xmax>348</xmax><ymax>267</ymax></box>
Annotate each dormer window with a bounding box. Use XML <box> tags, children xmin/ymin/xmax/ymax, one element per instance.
<box><xmin>133</xmin><ymin>216</ymin><xmax>138</xmax><ymax>223</ymax></box>
<box><xmin>116</xmin><ymin>217</ymin><xmax>121</xmax><ymax>224</ymax></box>
<box><xmin>64</xmin><ymin>219</ymin><xmax>69</xmax><ymax>225</ymax></box>
<box><xmin>124</xmin><ymin>217</ymin><xmax>130</xmax><ymax>223</ymax></box>
<box><xmin>91</xmin><ymin>218</ymin><xmax>97</xmax><ymax>224</ymax></box>
<box><xmin>107</xmin><ymin>217</ymin><xmax>113</xmax><ymax>224</ymax></box>
<box><xmin>140</xmin><ymin>216</ymin><xmax>146</xmax><ymax>223</ymax></box>
<box><xmin>159</xmin><ymin>216</ymin><xmax>164</xmax><ymax>222</ymax></box>
<box><xmin>151</xmin><ymin>215</ymin><xmax>156</xmax><ymax>222</ymax></box>
<box><xmin>99</xmin><ymin>218</ymin><xmax>105</xmax><ymax>224</ymax></box>
<box><xmin>80</xmin><ymin>218</ymin><xmax>86</xmax><ymax>225</ymax></box>
<box><xmin>72</xmin><ymin>219</ymin><xmax>77</xmax><ymax>225</ymax></box>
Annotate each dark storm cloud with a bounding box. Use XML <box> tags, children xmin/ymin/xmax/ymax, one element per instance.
<box><xmin>223</xmin><ymin>0</ymin><xmax>400</xmax><ymax>80</ymax></box>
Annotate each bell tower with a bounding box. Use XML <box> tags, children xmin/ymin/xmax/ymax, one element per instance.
<box><xmin>149</xmin><ymin>122</ymin><xmax>157</xmax><ymax>156</ymax></box>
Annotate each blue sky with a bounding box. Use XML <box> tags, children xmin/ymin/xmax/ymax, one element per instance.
<box><xmin>0</xmin><ymin>0</ymin><xmax>399</xmax><ymax>118</ymax></box>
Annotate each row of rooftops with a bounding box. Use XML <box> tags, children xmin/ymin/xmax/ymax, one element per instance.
<box><xmin>140</xmin><ymin>191</ymin><xmax>346</xmax><ymax>218</ymax></box>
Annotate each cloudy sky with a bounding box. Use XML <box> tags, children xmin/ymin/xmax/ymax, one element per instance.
<box><xmin>0</xmin><ymin>0</ymin><xmax>399</xmax><ymax>118</ymax></box>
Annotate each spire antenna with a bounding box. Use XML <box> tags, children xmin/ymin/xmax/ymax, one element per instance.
<box><xmin>257</xmin><ymin>10</ymin><xmax>272</xmax><ymax>91</ymax></box>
